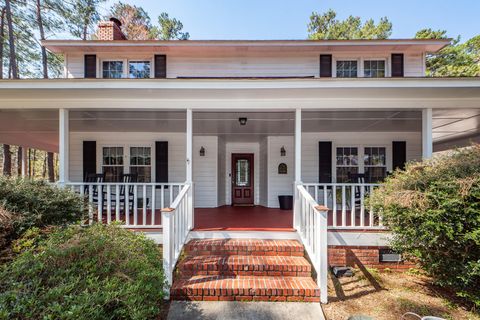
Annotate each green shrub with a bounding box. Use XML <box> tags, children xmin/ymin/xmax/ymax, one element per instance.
<box><xmin>0</xmin><ymin>177</ymin><xmax>87</xmax><ymax>237</ymax></box>
<box><xmin>370</xmin><ymin>145</ymin><xmax>480</xmax><ymax>307</ymax></box>
<box><xmin>0</xmin><ymin>224</ymin><xmax>166</xmax><ymax>320</ymax></box>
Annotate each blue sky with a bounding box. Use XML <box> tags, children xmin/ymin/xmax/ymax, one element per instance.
<box><xmin>100</xmin><ymin>0</ymin><xmax>480</xmax><ymax>41</ymax></box>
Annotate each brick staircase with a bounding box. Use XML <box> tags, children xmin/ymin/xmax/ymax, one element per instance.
<box><xmin>170</xmin><ymin>239</ymin><xmax>320</xmax><ymax>302</ymax></box>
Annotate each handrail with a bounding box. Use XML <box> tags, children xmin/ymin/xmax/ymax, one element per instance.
<box><xmin>296</xmin><ymin>184</ymin><xmax>328</xmax><ymax>303</ymax></box>
<box><xmin>161</xmin><ymin>183</ymin><xmax>193</xmax><ymax>293</ymax></box>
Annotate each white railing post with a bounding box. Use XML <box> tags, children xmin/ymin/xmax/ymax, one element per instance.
<box><xmin>316</xmin><ymin>205</ymin><xmax>329</xmax><ymax>304</ymax></box>
<box><xmin>293</xmin><ymin>107</ymin><xmax>302</xmax><ymax>230</ymax></box>
<box><xmin>162</xmin><ymin>208</ymin><xmax>174</xmax><ymax>291</ymax></box>
<box><xmin>422</xmin><ymin>108</ymin><xmax>433</xmax><ymax>159</ymax></box>
<box><xmin>58</xmin><ymin>109</ymin><xmax>69</xmax><ymax>185</ymax></box>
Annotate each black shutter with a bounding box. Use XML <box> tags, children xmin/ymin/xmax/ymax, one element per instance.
<box><xmin>319</xmin><ymin>54</ymin><xmax>332</xmax><ymax>78</ymax></box>
<box><xmin>319</xmin><ymin>141</ymin><xmax>332</xmax><ymax>183</ymax></box>
<box><xmin>155</xmin><ymin>141</ymin><xmax>168</xmax><ymax>183</ymax></box>
<box><xmin>391</xmin><ymin>53</ymin><xmax>404</xmax><ymax>77</ymax></box>
<box><xmin>83</xmin><ymin>141</ymin><xmax>96</xmax><ymax>180</ymax></box>
<box><xmin>84</xmin><ymin>55</ymin><xmax>97</xmax><ymax>78</ymax></box>
<box><xmin>392</xmin><ymin>141</ymin><xmax>407</xmax><ymax>171</ymax></box>
<box><xmin>154</xmin><ymin>55</ymin><xmax>167</xmax><ymax>78</ymax></box>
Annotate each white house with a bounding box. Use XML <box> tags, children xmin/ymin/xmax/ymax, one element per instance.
<box><xmin>1</xmin><ymin>18</ymin><xmax>480</xmax><ymax>303</ymax></box>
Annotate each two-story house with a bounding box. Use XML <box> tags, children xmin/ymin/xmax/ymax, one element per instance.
<box><xmin>1</xmin><ymin>18</ymin><xmax>480</xmax><ymax>302</ymax></box>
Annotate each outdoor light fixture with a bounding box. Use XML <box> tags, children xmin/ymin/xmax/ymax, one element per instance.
<box><xmin>238</xmin><ymin>117</ymin><xmax>247</xmax><ymax>126</ymax></box>
<box><xmin>199</xmin><ymin>146</ymin><xmax>205</xmax><ymax>157</ymax></box>
<box><xmin>280</xmin><ymin>146</ymin><xmax>286</xmax><ymax>156</ymax></box>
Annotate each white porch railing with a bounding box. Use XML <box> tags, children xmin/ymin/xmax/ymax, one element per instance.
<box><xmin>296</xmin><ymin>184</ymin><xmax>328</xmax><ymax>304</ymax></box>
<box><xmin>161</xmin><ymin>183</ymin><xmax>193</xmax><ymax>288</ymax></box>
<box><xmin>66</xmin><ymin>182</ymin><xmax>187</xmax><ymax>228</ymax></box>
<box><xmin>302</xmin><ymin>183</ymin><xmax>385</xmax><ymax>230</ymax></box>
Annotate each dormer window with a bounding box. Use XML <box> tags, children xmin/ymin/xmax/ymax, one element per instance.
<box><xmin>102</xmin><ymin>61</ymin><xmax>124</xmax><ymax>79</ymax></box>
<box><xmin>129</xmin><ymin>61</ymin><xmax>151</xmax><ymax>79</ymax></box>
<box><xmin>364</xmin><ymin>60</ymin><xmax>386</xmax><ymax>78</ymax></box>
<box><xmin>336</xmin><ymin>60</ymin><xmax>358</xmax><ymax>78</ymax></box>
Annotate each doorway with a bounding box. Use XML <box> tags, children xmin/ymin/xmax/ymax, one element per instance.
<box><xmin>231</xmin><ymin>153</ymin><xmax>254</xmax><ymax>205</ymax></box>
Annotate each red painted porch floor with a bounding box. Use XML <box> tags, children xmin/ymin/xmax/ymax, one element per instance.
<box><xmin>194</xmin><ymin>206</ymin><xmax>294</xmax><ymax>231</ymax></box>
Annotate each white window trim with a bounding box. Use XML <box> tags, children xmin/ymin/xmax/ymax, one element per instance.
<box><xmin>332</xmin><ymin>144</ymin><xmax>391</xmax><ymax>182</ymax></box>
<box><xmin>332</xmin><ymin>56</ymin><xmax>391</xmax><ymax>78</ymax></box>
<box><xmin>100</xmin><ymin>57</ymin><xmax>154</xmax><ymax>79</ymax></box>
<box><xmin>97</xmin><ymin>143</ymin><xmax>155</xmax><ymax>182</ymax></box>
<box><xmin>362</xmin><ymin>57</ymin><xmax>390</xmax><ymax>78</ymax></box>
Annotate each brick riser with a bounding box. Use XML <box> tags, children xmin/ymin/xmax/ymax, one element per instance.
<box><xmin>172</xmin><ymin>239</ymin><xmax>320</xmax><ymax>302</ymax></box>
<box><xmin>178</xmin><ymin>255</ymin><xmax>312</xmax><ymax>277</ymax></box>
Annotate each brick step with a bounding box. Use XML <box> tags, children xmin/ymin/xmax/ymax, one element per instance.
<box><xmin>171</xmin><ymin>275</ymin><xmax>320</xmax><ymax>302</ymax></box>
<box><xmin>178</xmin><ymin>255</ymin><xmax>312</xmax><ymax>277</ymax></box>
<box><xmin>185</xmin><ymin>239</ymin><xmax>304</xmax><ymax>256</ymax></box>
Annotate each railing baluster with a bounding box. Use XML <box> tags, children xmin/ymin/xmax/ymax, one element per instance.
<box><xmin>341</xmin><ymin>185</ymin><xmax>346</xmax><ymax>227</ymax></box>
<box><xmin>332</xmin><ymin>186</ymin><xmax>337</xmax><ymax>227</ymax></box>
<box><xmin>134</xmin><ymin>185</ymin><xmax>138</xmax><ymax>226</ymax></box>
<box><xmin>143</xmin><ymin>184</ymin><xmax>147</xmax><ymax>226</ymax></box>
<box><xmin>88</xmin><ymin>185</ymin><xmax>93</xmax><ymax>225</ymax></box>
<box><xmin>369</xmin><ymin>185</ymin><xmax>374</xmax><ymax>227</ymax></box>
<box><xmin>106</xmin><ymin>185</ymin><xmax>112</xmax><ymax>224</ymax></box>
<box><xmin>351</xmin><ymin>185</ymin><xmax>355</xmax><ymax>227</ymax></box>
<box><xmin>97</xmin><ymin>185</ymin><xmax>103</xmax><ymax>223</ymax></box>
<box><xmin>115</xmin><ymin>185</ymin><xmax>120</xmax><ymax>222</ymax></box>
<box><xmin>323</xmin><ymin>185</ymin><xmax>327</xmax><ymax>207</ymax></box>
<box><xmin>314</xmin><ymin>186</ymin><xmax>318</xmax><ymax>203</ymax></box>
<box><xmin>125</xmin><ymin>184</ymin><xmax>130</xmax><ymax>226</ymax></box>
<box><xmin>360</xmin><ymin>185</ymin><xmax>365</xmax><ymax>227</ymax></box>
<box><xmin>161</xmin><ymin>185</ymin><xmax>165</xmax><ymax>209</ymax></box>
<box><xmin>151</xmin><ymin>184</ymin><xmax>156</xmax><ymax>225</ymax></box>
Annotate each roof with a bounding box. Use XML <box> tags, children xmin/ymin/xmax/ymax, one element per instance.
<box><xmin>43</xmin><ymin>38</ymin><xmax>451</xmax><ymax>54</ymax></box>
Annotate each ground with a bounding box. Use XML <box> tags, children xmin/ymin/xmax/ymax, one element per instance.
<box><xmin>322</xmin><ymin>268</ymin><xmax>479</xmax><ymax>320</ymax></box>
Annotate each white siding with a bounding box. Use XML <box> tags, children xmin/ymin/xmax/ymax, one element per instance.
<box><xmin>217</xmin><ymin>137</ymin><xmax>226</xmax><ymax>206</ymax></box>
<box><xmin>259</xmin><ymin>138</ymin><xmax>268</xmax><ymax>206</ymax></box>
<box><xmin>65</xmin><ymin>54</ymin><xmax>84</xmax><ymax>78</ymax></box>
<box><xmin>301</xmin><ymin>132</ymin><xmax>422</xmax><ymax>183</ymax></box>
<box><xmin>225</xmin><ymin>143</ymin><xmax>260</xmax><ymax>205</ymax></box>
<box><xmin>193</xmin><ymin>136</ymin><xmax>218</xmax><ymax>208</ymax></box>
<box><xmin>404</xmin><ymin>52</ymin><xmax>425</xmax><ymax>77</ymax></box>
<box><xmin>267</xmin><ymin>136</ymin><xmax>294</xmax><ymax>208</ymax></box>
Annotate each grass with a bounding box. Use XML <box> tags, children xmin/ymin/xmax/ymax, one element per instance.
<box><xmin>322</xmin><ymin>268</ymin><xmax>479</xmax><ymax>320</ymax></box>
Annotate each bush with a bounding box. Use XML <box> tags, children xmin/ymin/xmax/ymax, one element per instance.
<box><xmin>370</xmin><ymin>145</ymin><xmax>480</xmax><ymax>307</ymax></box>
<box><xmin>0</xmin><ymin>177</ymin><xmax>87</xmax><ymax>237</ymax></box>
<box><xmin>0</xmin><ymin>224</ymin><xmax>166</xmax><ymax>319</ymax></box>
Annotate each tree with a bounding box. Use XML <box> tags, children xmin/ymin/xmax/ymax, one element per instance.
<box><xmin>109</xmin><ymin>2</ymin><xmax>154</xmax><ymax>40</ymax></box>
<box><xmin>308</xmin><ymin>9</ymin><xmax>392</xmax><ymax>40</ymax></box>
<box><xmin>4</xmin><ymin>0</ymin><xmax>17</xmax><ymax>78</ymax></box>
<box><xmin>65</xmin><ymin>0</ymin><xmax>106</xmax><ymax>40</ymax></box>
<box><xmin>0</xmin><ymin>6</ymin><xmax>5</xmax><ymax>79</ymax></box>
<box><xmin>2</xmin><ymin>144</ymin><xmax>11</xmax><ymax>176</ymax></box>
<box><xmin>154</xmin><ymin>12</ymin><xmax>189</xmax><ymax>40</ymax></box>
<box><xmin>415</xmin><ymin>28</ymin><xmax>480</xmax><ymax>77</ymax></box>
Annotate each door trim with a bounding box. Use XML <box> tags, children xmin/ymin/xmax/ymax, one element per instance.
<box><xmin>231</xmin><ymin>153</ymin><xmax>254</xmax><ymax>206</ymax></box>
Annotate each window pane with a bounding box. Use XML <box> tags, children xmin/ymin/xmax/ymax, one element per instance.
<box><xmin>364</xmin><ymin>60</ymin><xmax>386</xmax><ymax>78</ymax></box>
<box><xmin>336</xmin><ymin>167</ymin><xmax>358</xmax><ymax>183</ymax></box>
<box><xmin>336</xmin><ymin>60</ymin><xmax>358</xmax><ymax>78</ymax></box>
<box><xmin>130</xmin><ymin>166</ymin><xmax>151</xmax><ymax>183</ymax></box>
<box><xmin>102</xmin><ymin>61</ymin><xmax>123</xmax><ymax>78</ymax></box>
<box><xmin>236</xmin><ymin>159</ymin><xmax>250</xmax><ymax>187</ymax></box>
<box><xmin>129</xmin><ymin>61</ymin><xmax>151</xmax><ymax>79</ymax></box>
<box><xmin>103</xmin><ymin>166</ymin><xmax>123</xmax><ymax>182</ymax></box>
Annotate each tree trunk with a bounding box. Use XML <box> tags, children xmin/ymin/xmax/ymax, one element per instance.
<box><xmin>28</xmin><ymin>148</ymin><xmax>32</xmax><ymax>176</ymax></box>
<box><xmin>4</xmin><ymin>0</ymin><xmax>18</xmax><ymax>79</ymax></box>
<box><xmin>32</xmin><ymin>149</ymin><xmax>36</xmax><ymax>177</ymax></box>
<box><xmin>47</xmin><ymin>152</ymin><xmax>55</xmax><ymax>182</ymax></box>
<box><xmin>17</xmin><ymin>146</ymin><xmax>22</xmax><ymax>176</ymax></box>
<box><xmin>2</xmin><ymin>144</ymin><xmax>11</xmax><ymax>176</ymax></box>
<box><xmin>35</xmin><ymin>0</ymin><xmax>48</xmax><ymax>78</ymax></box>
<box><xmin>42</xmin><ymin>152</ymin><xmax>47</xmax><ymax>178</ymax></box>
<box><xmin>0</xmin><ymin>7</ymin><xmax>6</xmax><ymax>79</ymax></box>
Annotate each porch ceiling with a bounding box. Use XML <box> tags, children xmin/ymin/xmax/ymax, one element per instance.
<box><xmin>0</xmin><ymin>108</ymin><xmax>479</xmax><ymax>152</ymax></box>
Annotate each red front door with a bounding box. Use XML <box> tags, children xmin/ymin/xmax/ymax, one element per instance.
<box><xmin>231</xmin><ymin>153</ymin><xmax>254</xmax><ymax>205</ymax></box>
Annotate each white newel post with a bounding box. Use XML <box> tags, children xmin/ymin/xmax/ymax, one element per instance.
<box><xmin>186</xmin><ymin>108</ymin><xmax>194</xmax><ymax>229</ymax></box>
<box><xmin>317</xmin><ymin>206</ymin><xmax>329</xmax><ymax>304</ymax></box>
<box><xmin>58</xmin><ymin>109</ymin><xmax>69</xmax><ymax>185</ymax></box>
<box><xmin>422</xmin><ymin>108</ymin><xmax>433</xmax><ymax>159</ymax></box>
<box><xmin>162</xmin><ymin>209</ymin><xmax>174</xmax><ymax>293</ymax></box>
<box><xmin>294</xmin><ymin>108</ymin><xmax>302</xmax><ymax>230</ymax></box>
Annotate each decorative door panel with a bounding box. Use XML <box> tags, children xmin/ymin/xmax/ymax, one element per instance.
<box><xmin>231</xmin><ymin>153</ymin><xmax>254</xmax><ymax>205</ymax></box>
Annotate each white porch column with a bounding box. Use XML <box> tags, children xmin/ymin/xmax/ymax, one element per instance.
<box><xmin>293</xmin><ymin>108</ymin><xmax>302</xmax><ymax>229</ymax></box>
<box><xmin>58</xmin><ymin>109</ymin><xmax>69</xmax><ymax>184</ymax></box>
<box><xmin>422</xmin><ymin>108</ymin><xmax>433</xmax><ymax>159</ymax></box>
<box><xmin>21</xmin><ymin>147</ymin><xmax>27</xmax><ymax>177</ymax></box>
<box><xmin>185</xmin><ymin>108</ymin><xmax>194</xmax><ymax>229</ymax></box>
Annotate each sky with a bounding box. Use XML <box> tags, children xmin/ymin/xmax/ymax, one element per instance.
<box><xmin>100</xmin><ymin>0</ymin><xmax>480</xmax><ymax>41</ymax></box>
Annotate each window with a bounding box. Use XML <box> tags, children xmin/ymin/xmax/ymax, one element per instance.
<box><xmin>364</xmin><ymin>147</ymin><xmax>387</xmax><ymax>182</ymax></box>
<box><xmin>336</xmin><ymin>60</ymin><xmax>358</xmax><ymax>78</ymax></box>
<box><xmin>102</xmin><ymin>147</ymin><xmax>124</xmax><ymax>182</ymax></box>
<box><xmin>102</xmin><ymin>61</ymin><xmax>124</xmax><ymax>78</ymax></box>
<box><xmin>336</xmin><ymin>147</ymin><xmax>359</xmax><ymax>183</ymax></box>
<box><xmin>130</xmin><ymin>147</ymin><xmax>151</xmax><ymax>182</ymax></box>
<box><xmin>364</xmin><ymin>60</ymin><xmax>386</xmax><ymax>78</ymax></box>
<box><xmin>235</xmin><ymin>159</ymin><xmax>250</xmax><ymax>187</ymax></box>
<box><xmin>129</xmin><ymin>61</ymin><xmax>151</xmax><ymax>79</ymax></box>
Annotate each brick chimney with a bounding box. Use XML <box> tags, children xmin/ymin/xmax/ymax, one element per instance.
<box><xmin>96</xmin><ymin>17</ymin><xmax>127</xmax><ymax>40</ymax></box>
